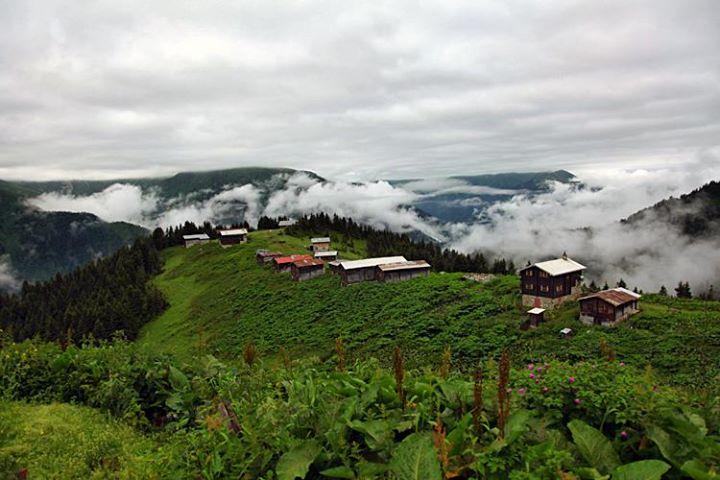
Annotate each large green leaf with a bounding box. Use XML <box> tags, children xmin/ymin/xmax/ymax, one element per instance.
<box><xmin>682</xmin><ymin>460</ymin><xmax>720</xmax><ymax>480</ymax></box>
<box><xmin>320</xmin><ymin>465</ymin><xmax>356</xmax><ymax>479</ymax></box>
<box><xmin>645</xmin><ymin>424</ymin><xmax>681</xmax><ymax>466</ymax></box>
<box><xmin>349</xmin><ymin>419</ymin><xmax>393</xmax><ymax>451</ymax></box>
<box><xmin>276</xmin><ymin>440</ymin><xmax>322</xmax><ymax>480</ymax></box>
<box><xmin>568</xmin><ymin>420</ymin><xmax>620</xmax><ymax>474</ymax></box>
<box><xmin>611</xmin><ymin>460</ymin><xmax>670</xmax><ymax>480</ymax></box>
<box><xmin>505</xmin><ymin>409</ymin><xmax>532</xmax><ymax>445</ymax></box>
<box><xmin>390</xmin><ymin>433</ymin><xmax>442</xmax><ymax>480</ymax></box>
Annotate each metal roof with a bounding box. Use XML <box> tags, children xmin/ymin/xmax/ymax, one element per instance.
<box><xmin>183</xmin><ymin>234</ymin><xmax>210</xmax><ymax>240</ymax></box>
<box><xmin>293</xmin><ymin>258</ymin><xmax>325</xmax><ymax>268</ymax></box>
<box><xmin>377</xmin><ymin>260</ymin><xmax>431</xmax><ymax>272</ymax></box>
<box><xmin>274</xmin><ymin>254</ymin><xmax>313</xmax><ymax>265</ymax></box>
<box><xmin>579</xmin><ymin>288</ymin><xmax>640</xmax><ymax>307</ymax></box>
<box><xmin>339</xmin><ymin>256</ymin><xmax>407</xmax><ymax>271</ymax></box>
<box><xmin>527</xmin><ymin>308</ymin><xmax>546</xmax><ymax>314</ymax></box>
<box><xmin>278</xmin><ymin>219</ymin><xmax>296</xmax><ymax>227</ymax></box>
<box><xmin>311</xmin><ymin>237</ymin><xmax>331</xmax><ymax>243</ymax></box>
<box><xmin>614</xmin><ymin>287</ymin><xmax>642</xmax><ymax>299</ymax></box>
<box><xmin>520</xmin><ymin>257</ymin><xmax>586</xmax><ymax>276</ymax></box>
<box><xmin>219</xmin><ymin>228</ymin><xmax>247</xmax><ymax>236</ymax></box>
<box><xmin>314</xmin><ymin>250</ymin><xmax>338</xmax><ymax>257</ymax></box>
<box><xmin>560</xmin><ymin>328</ymin><xmax>573</xmax><ymax>335</ymax></box>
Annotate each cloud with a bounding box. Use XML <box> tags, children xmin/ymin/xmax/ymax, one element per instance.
<box><xmin>0</xmin><ymin>256</ymin><xmax>20</xmax><ymax>292</ymax></box>
<box><xmin>449</xmin><ymin>154</ymin><xmax>720</xmax><ymax>291</ymax></box>
<box><xmin>157</xmin><ymin>183</ymin><xmax>263</xmax><ymax>228</ymax></box>
<box><xmin>0</xmin><ymin>0</ymin><xmax>718</xmax><ymax>180</ymax></box>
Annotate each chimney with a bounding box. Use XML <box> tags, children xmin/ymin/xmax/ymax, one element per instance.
<box><xmin>562</xmin><ymin>251</ymin><xmax>568</xmax><ymax>260</ymax></box>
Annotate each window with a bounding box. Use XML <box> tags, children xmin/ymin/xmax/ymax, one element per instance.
<box><xmin>556</xmin><ymin>285</ymin><xmax>563</xmax><ymax>292</ymax></box>
<box><xmin>540</xmin><ymin>271</ymin><xmax>548</xmax><ymax>278</ymax></box>
<box><xmin>540</xmin><ymin>285</ymin><xmax>549</xmax><ymax>292</ymax></box>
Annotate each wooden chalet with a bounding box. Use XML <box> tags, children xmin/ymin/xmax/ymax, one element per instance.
<box><xmin>310</xmin><ymin>237</ymin><xmax>331</xmax><ymax>252</ymax></box>
<box><xmin>579</xmin><ymin>288</ymin><xmax>641</xmax><ymax>326</ymax></box>
<box><xmin>376</xmin><ymin>260</ymin><xmax>431</xmax><ymax>283</ymax></box>
<box><xmin>291</xmin><ymin>258</ymin><xmax>325</xmax><ymax>282</ymax></box>
<box><xmin>314</xmin><ymin>250</ymin><xmax>338</xmax><ymax>262</ymax></box>
<box><xmin>273</xmin><ymin>254</ymin><xmax>313</xmax><ymax>273</ymax></box>
<box><xmin>183</xmin><ymin>233</ymin><xmax>211</xmax><ymax>248</ymax></box>
<box><xmin>255</xmin><ymin>249</ymin><xmax>283</xmax><ymax>265</ymax></box>
<box><xmin>337</xmin><ymin>256</ymin><xmax>407</xmax><ymax>285</ymax></box>
<box><xmin>218</xmin><ymin>228</ymin><xmax>248</xmax><ymax>247</ymax></box>
<box><xmin>519</xmin><ymin>253</ymin><xmax>586</xmax><ymax>308</ymax></box>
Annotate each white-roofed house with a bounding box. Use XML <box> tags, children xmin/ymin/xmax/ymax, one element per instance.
<box><xmin>182</xmin><ymin>233</ymin><xmax>211</xmax><ymax>248</ymax></box>
<box><xmin>519</xmin><ymin>252</ymin><xmax>586</xmax><ymax>308</ymax></box>
<box><xmin>309</xmin><ymin>237</ymin><xmax>331</xmax><ymax>252</ymax></box>
<box><xmin>218</xmin><ymin>228</ymin><xmax>248</xmax><ymax>247</ymax></box>
<box><xmin>338</xmin><ymin>256</ymin><xmax>407</xmax><ymax>285</ymax></box>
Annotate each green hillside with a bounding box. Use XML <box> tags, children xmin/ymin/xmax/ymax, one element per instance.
<box><xmin>140</xmin><ymin>229</ymin><xmax>720</xmax><ymax>387</ymax></box>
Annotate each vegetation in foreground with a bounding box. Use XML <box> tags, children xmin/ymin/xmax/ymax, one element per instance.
<box><xmin>0</xmin><ymin>338</ymin><xmax>718</xmax><ymax>479</ymax></box>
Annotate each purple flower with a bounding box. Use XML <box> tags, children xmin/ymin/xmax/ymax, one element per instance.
<box><xmin>574</xmin><ymin>398</ymin><xmax>581</xmax><ymax>405</ymax></box>
<box><xmin>542</xmin><ymin>387</ymin><xmax>549</xmax><ymax>393</ymax></box>
<box><xmin>619</xmin><ymin>362</ymin><xmax>625</xmax><ymax>366</ymax></box>
<box><xmin>620</xmin><ymin>431</ymin><xmax>628</xmax><ymax>440</ymax></box>
<box><xmin>529</xmin><ymin>373</ymin><xmax>536</xmax><ymax>379</ymax></box>
<box><xmin>506</xmin><ymin>388</ymin><xmax>513</xmax><ymax>393</ymax></box>
<box><xmin>527</xmin><ymin>363</ymin><xmax>535</xmax><ymax>370</ymax></box>
<box><xmin>517</xmin><ymin>388</ymin><xmax>526</xmax><ymax>396</ymax></box>
<box><xmin>534</xmin><ymin>380</ymin><xmax>539</xmax><ymax>384</ymax></box>
<box><xmin>568</xmin><ymin>377</ymin><xmax>576</xmax><ymax>384</ymax></box>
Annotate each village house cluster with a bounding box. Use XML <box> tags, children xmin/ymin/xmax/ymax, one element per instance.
<box><xmin>521</xmin><ymin>252</ymin><xmax>642</xmax><ymax>329</ymax></box>
<box><xmin>182</xmin><ymin>229</ymin><xmax>248</xmax><ymax>248</ymax></box>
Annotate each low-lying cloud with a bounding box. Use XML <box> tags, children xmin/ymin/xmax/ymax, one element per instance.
<box><xmin>25</xmin><ymin>158</ymin><xmax>720</xmax><ymax>292</ymax></box>
<box><xmin>0</xmin><ymin>256</ymin><xmax>20</xmax><ymax>292</ymax></box>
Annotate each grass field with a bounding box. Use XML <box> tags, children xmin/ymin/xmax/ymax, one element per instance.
<box><xmin>0</xmin><ymin>401</ymin><xmax>168</xmax><ymax>478</ymax></box>
<box><xmin>139</xmin><ymin>229</ymin><xmax>720</xmax><ymax>386</ymax></box>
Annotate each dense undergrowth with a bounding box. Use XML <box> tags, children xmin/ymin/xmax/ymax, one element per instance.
<box><xmin>0</xmin><ymin>338</ymin><xmax>718</xmax><ymax>479</ymax></box>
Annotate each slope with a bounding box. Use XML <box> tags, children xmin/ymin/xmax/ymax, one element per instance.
<box><xmin>140</xmin><ymin>230</ymin><xmax>720</xmax><ymax>386</ymax></box>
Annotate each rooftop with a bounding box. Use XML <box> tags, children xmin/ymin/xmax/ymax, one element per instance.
<box><xmin>580</xmin><ymin>288</ymin><xmax>641</xmax><ymax>307</ymax></box>
<box><xmin>278</xmin><ymin>219</ymin><xmax>296</xmax><ymax>227</ymax></box>
<box><xmin>293</xmin><ymin>258</ymin><xmax>325</xmax><ymax>268</ymax></box>
<box><xmin>527</xmin><ymin>307</ymin><xmax>546</xmax><ymax>314</ymax></box>
<box><xmin>520</xmin><ymin>256</ymin><xmax>586</xmax><ymax>276</ymax></box>
<box><xmin>274</xmin><ymin>254</ymin><xmax>313</xmax><ymax>265</ymax></box>
<box><xmin>183</xmin><ymin>234</ymin><xmax>210</xmax><ymax>240</ymax></box>
<box><xmin>377</xmin><ymin>260</ymin><xmax>431</xmax><ymax>272</ymax></box>
<box><xmin>311</xmin><ymin>237</ymin><xmax>331</xmax><ymax>243</ymax></box>
<box><xmin>219</xmin><ymin>228</ymin><xmax>248</xmax><ymax>236</ymax></box>
<box><xmin>314</xmin><ymin>250</ymin><xmax>338</xmax><ymax>257</ymax></box>
<box><xmin>339</xmin><ymin>256</ymin><xmax>407</xmax><ymax>271</ymax></box>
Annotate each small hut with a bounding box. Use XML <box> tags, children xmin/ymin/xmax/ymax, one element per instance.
<box><xmin>338</xmin><ymin>256</ymin><xmax>407</xmax><ymax>285</ymax></box>
<box><xmin>183</xmin><ymin>233</ymin><xmax>211</xmax><ymax>248</ymax></box>
<box><xmin>559</xmin><ymin>327</ymin><xmax>574</xmax><ymax>338</ymax></box>
<box><xmin>375</xmin><ymin>260</ymin><xmax>431</xmax><ymax>283</ymax></box>
<box><xmin>310</xmin><ymin>237</ymin><xmax>331</xmax><ymax>252</ymax></box>
<box><xmin>273</xmin><ymin>254</ymin><xmax>313</xmax><ymax>273</ymax></box>
<box><xmin>218</xmin><ymin>228</ymin><xmax>248</xmax><ymax>247</ymax></box>
<box><xmin>314</xmin><ymin>250</ymin><xmax>338</xmax><ymax>262</ymax></box>
<box><xmin>327</xmin><ymin>260</ymin><xmax>342</xmax><ymax>275</ymax></box>
<box><xmin>579</xmin><ymin>288</ymin><xmax>641</xmax><ymax>326</ymax></box>
<box><xmin>291</xmin><ymin>258</ymin><xmax>325</xmax><ymax>282</ymax></box>
<box><xmin>255</xmin><ymin>250</ymin><xmax>283</xmax><ymax>265</ymax></box>
<box><xmin>526</xmin><ymin>307</ymin><xmax>546</xmax><ymax>328</ymax></box>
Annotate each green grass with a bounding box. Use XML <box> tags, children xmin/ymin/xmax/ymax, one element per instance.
<box><xmin>0</xmin><ymin>401</ymin><xmax>168</xmax><ymax>479</ymax></box>
<box><xmin>139</xmin><ymin>229</ymin><xmax>720</xmax><ymax>385</ymax></box>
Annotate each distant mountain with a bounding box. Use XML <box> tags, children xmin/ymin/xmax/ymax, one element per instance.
<box><xmin>0</xmin><ymin>180</ymin><xmax>146</xmax><ymax>287</ymax></box>
<box><xmin>622</xmin><ymin>180</ymin><xmax>720</xmax><ymax>237</ymax></box>
<box><xmin>394</xmin><ymin>170</ymin><xmax>579</xmax><ymax>223</ymax></box>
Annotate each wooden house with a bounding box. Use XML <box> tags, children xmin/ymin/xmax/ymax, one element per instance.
<box><xmin>255</xmin><ymin>250</ymin><xmax>283</xmax><ymax>265</ymax></box>
<box><xmin>183</xmin><ymin>233</ymin><xmax>211</xmax><ymax>248</ymax></box>
<box><xmin>273</xmin><ymin>254</ymin><xmax>313</xmax><ymax>273</ymax></box>
<box><xmin>519</xmin><ymin>253</ymin><xmax>586</xmax><ymax>308</ymax></box>
<box><xmin>579</xmin><ymin>288</ymin><xmax>641</xmax><ymax>326</ymax></box>
<box><xmin>327</xmin><ymin>260</ymin><xmax>342</xmax><ymax>275</ymax></box>
<box><xmin>524</xmin><ymin>307</ymin><xmax>546</xmax><ymax>329</ymax></box>
<box><xmin>291</xmin><ymin>258</ymin><xmax>325</xmax><ymax>282</ymax></box>
<box><xmin>337</xmin><ymin>256</ymin><xmax>407</xmax><ymax>285</ymax></box>
<box><xmin>314</xmin><ymin>250</ymin><xmax>338</xmax><ymax>262</ymax></box>
<box><xmin>376</xmin><ymin>260</ymin><xmax>431</xmax><ymax>283</ymax></box>
<box><xmin>218</xmin><ymin>228</ymin><xmax>248</xmax><ymax>247</ymax></box>
<box><xmin>310</xmin><ymin>237</ymin><xmax>331</xmax><ymax>252</ymax></box>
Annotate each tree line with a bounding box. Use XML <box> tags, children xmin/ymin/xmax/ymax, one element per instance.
<box><xmin>286</xmin><ymin>213</ymin><xmax>515</xmax><ymax>274</ymax></box>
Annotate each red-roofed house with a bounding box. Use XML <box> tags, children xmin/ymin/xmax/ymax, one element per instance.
<box><xmin>273</xmin><ymin>254</ymin><xmax>313</xmax><ymax>273</ymax></box>
<box><xmin>291</xmin><ymin>258</ymin><xmax>325</xmax><ymax>281</ymax></box>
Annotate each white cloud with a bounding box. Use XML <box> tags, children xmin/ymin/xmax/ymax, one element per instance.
<box><xmin>0</xmin><ymin>256</ymin><xmax>20</xmax><ymax>292</ymax></box>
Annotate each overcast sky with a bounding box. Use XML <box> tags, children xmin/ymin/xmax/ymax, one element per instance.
<box><xmin>1</xmin><ymin>0</ymin><xmax>719</xmax><ymax>181</ymax></box>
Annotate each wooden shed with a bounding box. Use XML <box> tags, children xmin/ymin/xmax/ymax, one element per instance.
<box><xmin>218</xmin><ymin>228</ymin><xmax>248</xmax><ymax>247</ymax></box>
<box><xmin>579</xmin><ymin>288</ymin><xmax>641</xmax><ymax>326</ymax></box>
<box><xmin>338</xmin><ymin>256</ymin><xmax>407</xmax><ymax>286</ymax></box>
<box><xmin>256</xmin><ymin>250</ymin><xmax>283</xmax><ymax>265</ymax></box>
<box><xmin>525</xmin><ymin>307</ymin><xmax>546</xmax><ymax>329</ymax></box>
<box><xmin>519</xmin><ymin>253</ymin><xmax>586</xmax><ymax>308</ymax></box>
<box><xmin>310</xmin><ymin>237</ymin><xmax>331</xmax><ymax>252</ymax></box>
<box><xmin>375</xmin><ymin>260</ymin><xmax>431</xmax><ymax>283</ymax></box>
<box><xmin>273</xmin><ymin>254</ymin><xmax>313</xmax><ymax>273</ymax></box>
<box><xmin>291</xmin><ymin>258</ymin><xmax>325</xmax><ymax>282</ymax></box>
<box><xmin>183</xmin><ymin>233</ymin><xmax>211</xmax><ymax>248</ymax></box>
<box><xmin>327</xmin><ymin>260</ymin><xmax>342</xmax><ymax>275</ymax></box>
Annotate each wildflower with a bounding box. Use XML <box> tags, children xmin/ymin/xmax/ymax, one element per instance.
<box><xmin>620</xmin><ymin>431</ymin><xmax>628</xmax><ymax>440</ymax></box>
<box><xmin>517</xmin><ymin>388</ymin><xmax>526</xmax><ymax>396</ymax></box>
<box><xmin>542</xmin><ymin>387</ymin><xmax>549</xmax><ymax>393</ymax></box>
<box><xmin>527</xmin><ymin>363</ymin><xmax>534</xmax><ymax>370</ymax></box>
<box><xmin>506</xmin><ymin>387</ymin><xmax>513</xmax><ymax>393</ymax></box>
<box><xmin>568</xmin><ymin>376</ymin><xmax>576</xmax><ymax>384</ymax></box>
<box><xmin>529</xmin><ymin>373</ymin><xmax>535</xmax><ymax>379</ymax></box>
<box><xmin>574</xmin><ymin>398</ymin><xmax>581</xmax><ymax>405</ymax></box>
<box><xmin>535</xmin><ymin>380</ymin><xmax>539</xmax><ymax>384</ymax></box>
<box><xmin>619</xmin><ymin>362</ymin><xmax>625</xmax><ymax>366</ymax></box>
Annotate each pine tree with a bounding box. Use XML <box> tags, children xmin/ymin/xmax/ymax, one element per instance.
<box><xmin>659</xmin><ymin>285</ymin><xmax>668</xmax><ymax>296</ymax></box>
<box><xmin>617</xmin><ymin>278</ymin><xmax>627</xmax><ymax>288</ymax></box>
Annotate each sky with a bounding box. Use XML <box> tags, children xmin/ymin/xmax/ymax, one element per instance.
<box><xmin>1</xmin><ymin>0</ymin><xmax>719</xmax><ymax>181</ymax></box>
